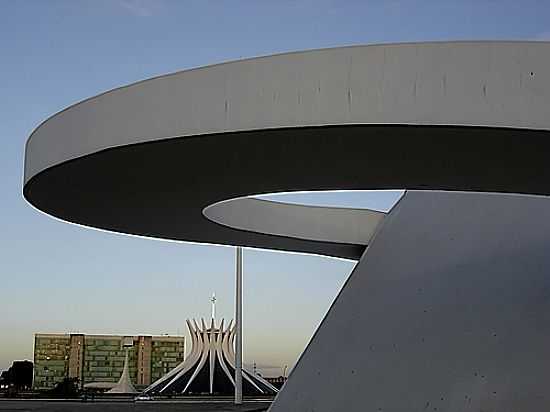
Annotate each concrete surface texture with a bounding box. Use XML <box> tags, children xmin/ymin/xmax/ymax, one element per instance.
<box><xmin>270</xmin><ymin>191</ymin><xmax>550</xmax><ymax>411</ymax></box>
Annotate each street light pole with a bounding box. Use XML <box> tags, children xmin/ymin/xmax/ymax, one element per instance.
<box><xmin>235</xmin><ymin>246</ymin><xmax>243</xmax><ymax>404</ymax></box>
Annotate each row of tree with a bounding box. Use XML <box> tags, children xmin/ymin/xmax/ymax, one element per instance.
<box><xmin>0</xmin><ymin>360</ymin><xmax>33</xmax><ymax>390</ymax></box>
<box><xmin>1</xmin><ymin>361</ymin><xmax>80</xmax><ymax>398</ymax></box>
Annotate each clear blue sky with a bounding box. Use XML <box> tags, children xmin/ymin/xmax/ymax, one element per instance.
<box><xmin>1</xmin><ymin>0</ymin><xmax>548</xmax><ymax>374</ymax></box>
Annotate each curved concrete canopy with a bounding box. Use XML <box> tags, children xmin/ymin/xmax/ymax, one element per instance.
<box><xmin>203</xmin><ymin>197</ymin><xmax>386</xmax><ymax>245</ymax></box>
<box><xmin>23</xmin><ymin>41</ymin><xmax>550</xmax><ymax>259</ymax></box>
<box><xmin>23</xmin><ymin>41</ymin><xmax>550</xmax><ymax>412</ymax></box>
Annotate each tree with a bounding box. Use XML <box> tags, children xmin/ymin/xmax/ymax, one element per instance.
<box><xmin>49</xmin><ymin>378</ymin><xmax>80</xmax><ymax>398</ymax></box>
<box><xmin>0</xmin><ymin>370</ymin><xmax>9</xmax><ymax>388</ymax></box>
<box><xmin>10</xmin><ymin>361</ymin><xmax>33</xmax><ymax>390</ymax></box>
<box><xmin>1</xmin><ymin>361</ymin><xmax>33</xmax><ymax>390</ymax></box>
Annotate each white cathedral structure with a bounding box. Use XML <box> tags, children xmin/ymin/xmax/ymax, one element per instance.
<box><xmin>143</xmin><ymin>315</ymin><xmax>278</xmax><ymax>395</ymax></box>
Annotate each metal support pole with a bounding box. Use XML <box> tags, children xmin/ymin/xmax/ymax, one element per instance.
<box><xmin>235</xmin><ymin>246</ymin><xmax>243</xmax><ymax>404</ymax></box>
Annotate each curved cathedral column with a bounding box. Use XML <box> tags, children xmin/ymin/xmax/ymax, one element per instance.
<box><xmin>143</xmin><ymin>318</ymin><xmax>278</xmax><ymax>395</ymax></box>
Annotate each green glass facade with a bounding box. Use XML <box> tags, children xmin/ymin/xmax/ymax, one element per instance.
<box><xmin>33</xmin><ymin>335</ymin><xmax>70</xmax><ymax>390</ymax></box>
<box><xmin>33</xmin><ymin>334</ymin><xmax>184</xmax><ymax>391</ymax></box>
<box><xmin>151</xmin><ymin>339</ymin><xmax>184</xmax><ymax>382</ymax></box>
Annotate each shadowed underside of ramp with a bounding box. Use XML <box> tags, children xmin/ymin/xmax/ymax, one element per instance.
<box><xmin>23</xmin><ymin>42</ymin><xmax>550</xmax><ymax>260</ymax></box>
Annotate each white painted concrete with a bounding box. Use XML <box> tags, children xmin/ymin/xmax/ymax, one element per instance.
<box><xmin>270</xmin><ymin>191</ymin><xmax>550</xmax><ymax>411</ymax></box>
<box><xmin>25</xmin><ymin>42</ymin><xmax>550</xmax><ymax>183</ymax></box>
<box><xmin>204</xmin><ymin>198</ymin><xmax>385</xmax><ymax>245</ymax></box>
<box><xmin>22</xmin><ymin>42</ymin><xmax>550</xmax><ymax>410</ymax></box>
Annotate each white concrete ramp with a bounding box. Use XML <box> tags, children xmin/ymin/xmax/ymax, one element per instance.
<box><xmin>270</xmin><ymin>191</ymin><xmax>550</xmax><ymax>411</ymax></box>
<box><xmin>22</xmin><ymin>42</ymin><xmax>550</xmax><ymax>410</ymax></box>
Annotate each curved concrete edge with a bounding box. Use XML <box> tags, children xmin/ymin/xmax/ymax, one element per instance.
<box><xmin>270</xmin><ymin>190</ymin><xmax>550</xmax><ymax>411</ymax></box>
<box><xmin>24</xmin><ymin>41</ymin><xmax>550</xmax><ymax>183</ymax></box>
<box><xmin>22</xmin><ymin>122</ymin><xmax>550</xmax><ymax>260</ymax></box>
<box><xmin>203</xmin><ymin>197</ymin><xmax>386</xmax><ymax>245</ymax></box>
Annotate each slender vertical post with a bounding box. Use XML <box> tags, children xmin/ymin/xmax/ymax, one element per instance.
<box><xmin>235</xmin><ymin>246</ymin><xmax>243</xmax><ymax>404</ymax></box>
<box><xmin>211</xmin><ymin>292</ymin><xmax>216</xmax><ymax>320</ymax></box>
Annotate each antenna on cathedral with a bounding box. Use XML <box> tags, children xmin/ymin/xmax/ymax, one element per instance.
<box><xmin>211</xmin><ymin>292</ymin><xmax>216</xmax><ymax>320</ymax></box>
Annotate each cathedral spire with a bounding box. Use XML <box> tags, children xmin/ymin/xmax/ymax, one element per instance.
<box><xmin>211</xmin><ymin>292</ymin><xmax>217</xmax><ymax>320</ymax></box>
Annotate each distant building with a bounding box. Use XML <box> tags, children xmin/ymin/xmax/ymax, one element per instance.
<box><xmin>265</xmin><ymin>376</ymin><xmax>287</xmax><ymax>389</ymax></box>
<box><xmin>33</xmin><ymin>333</ymin><xmax>184</xmax><ymax>391</ymax></box>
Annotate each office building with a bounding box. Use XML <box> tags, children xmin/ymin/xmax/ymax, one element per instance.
<box><xmin>33</xmin><ymin>333</ymin><xmax>184</xmax><ymax>390</ymax></box>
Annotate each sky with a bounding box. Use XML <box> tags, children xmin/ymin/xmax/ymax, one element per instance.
<box><xmin>1</xmin><ymin>0</ymin><xmax>549</xmax><ymax>375</ymax></box>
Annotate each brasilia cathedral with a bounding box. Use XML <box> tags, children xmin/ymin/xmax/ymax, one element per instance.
<box><xmin>143</xmin><ymin>318</ymin><xmax>278</xmax><ymax>396</ymax></box>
